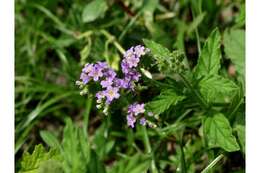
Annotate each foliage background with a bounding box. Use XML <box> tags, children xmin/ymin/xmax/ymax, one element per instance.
<box><xmin>15</xmin><ymin>0</ymin><xmax>245</xmax><ymax>172</ymax></box>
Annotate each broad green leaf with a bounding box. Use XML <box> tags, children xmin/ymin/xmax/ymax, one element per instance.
<box><xmin>146</xmin><ymin>90</ymin><xmax>185</xmax><ymax>115</ymax></box>
<box><xmin>19</xmin><ymin>144</ymin><xmax>62</xmax><ymax>173</ymax></box>
<box><xmin>223</xmin><ymin>29</ymin><xmax>245</xmax><ymax>76</ymax></box>
<box><xmin>235</xmin><ymin>125</ymin><xmax>245</xmax><ymax>154</ymax></box>
<box><xmin>203</xmin><ymin>113</ymin><xmax>240</xmax><ymax>152</ymax></box>
<box><xmin>82</xmin><ymin>0</ymin><xmax>108</xmax><ymax>23</ymax></box>
<box><xmin>40</xmin><ymin>130</ymin><xmax>60</xmax><ymax>148</ymax></box>
<box><xmin>199</xmin><ymin>75</ymin><xmax>239</xmax><ymax>103</ymax></box>
<box><xmin>194</xmin><ymin>28</ymin><xmax>221</xmax><ymax>78</ymax></box>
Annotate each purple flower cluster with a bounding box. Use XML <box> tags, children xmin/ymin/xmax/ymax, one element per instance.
<box><xmin>77</xmin><ymin>45</ymin><xmax>154</xmax><ymax>127</ymax></box>
<box><xmin>127</xmin><ymin>103</ymin><xmax>146</xmax><ymax>128</ymax></box>
<box><xmin>120</xmin><ymin>45</ymin><xmax>149</xmax><ymax>90</ymax></box>
<box><xmin>79</xmin><ymin>62</ymin><xmax>121</xmax><ymax>106</ymax></box>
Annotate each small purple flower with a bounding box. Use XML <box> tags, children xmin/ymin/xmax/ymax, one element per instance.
<box><xmin>101</xmin><ymin>78</ymin><xmax>113</xmax><ymax>88</ymax></box>
<box><xmin>134</xmin><ymin>45</ymin><xmax>146</xmax><ymax>57</ymax></box>
<box><xmin>127</xmin><ymin>114</ymin><xmax>136</xmax><ymax>128</ymax></box>
<box><xmin>133</xmin><ymin>103</ymin><xmax>145</xmax><ymax>116</ymax></box>
<box><xmin>125</xmin><ymin>56</ymin><xmax>139</xmax><ymax>68</ymax></box>
<box><xmin>104</xmin><ymin>68</ymin><xmax>117</xmax><ymax>79</ymax></box>
<box><xmin>124</xmin><ymin>47</ymin><xmax>135</xmax><ymax>59</ymax></box>
<box><xmin>96</xmin><ymin>61</ymin><xmax>108</xmax><ymax>69</ymax></box>
<box><xmin>80</xmin><ymin>73</ymin><xmax>90</xmax><ymax>84</ymax></box>
<box><xmin>128</xmin><ymin>103</ymin><xmax>145</xmax><ymax>116</ymax></box>
<box><xmin>104</xmin><ymin>86</ymin><xmax>120</xmax><ymax>102</ymax></box>
<box><xmin>82</xmin><ymin>63</ymin><xmax>94</xmax><ymax>74</ymax></box>
<box><xmin>89</xmin><ymin>66</ymin><xmax>103</xmax><ymax>81</ymax></box>
<box><xmin>140</xmin><ymin>117</ymin><xmax>146</xmax><ymax>126</ymax></box>
<box><xmin>121</xmin><ymin>60</ymin><xmax>130</xmax><ymax>74</ymax></box>
<box><xmin>96</xmin><ymin>91</ymin><xmax>105</xmax><ymax>103</ymax></box>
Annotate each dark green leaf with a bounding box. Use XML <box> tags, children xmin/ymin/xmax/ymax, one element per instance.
<box><xmin>146</xmin><ymin>89</ymin><xmax>185</xmax><ymax>115</ymax></box>
<box><xmin>194</xmin><ymin>28</ymin><xmax>221</xmax><ymax>78</ymax></box>
<box><xmin>199</xmin><ymin>75</ymin><xmax>239</xmax><ymax>103</ymax></box>
<box><xmin>203</xmin><ymin>113</ymin><xmax>240</xmax><ymax>152</ymax></box>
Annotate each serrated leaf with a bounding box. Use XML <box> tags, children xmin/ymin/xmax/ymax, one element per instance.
<box><xmin>19</xmin><ymin>144</ymin><xmax>61</xmax><ymax>173</ymax></box>
<box><xmin>235</xmin><ymin>125</ymin><xmax>245</xmax><ymax>154</ymax></box>
<box><xmin>199</xmin><ymin>75</ymin><xmax>239</xmax><ymax>103</ymax></box>
<box><xmin>146</xmin><ymin>90</ymin><xmax>185</xmax><ymax>115</ymax></box>
<box><xmin>203</xmin><ymin>113</ymin><xmax>240</xmax><ymax>152</ymax></box>
<box><xmin>194</xmin><ymin>28</ymin><xmax>221</xmax><ymax>78</ymax></box>
<box><xmin>223</xmin><ymin>29</ymin><xmax>245</xmax><ymax>76</ymax></box>
<box><xmin>82</xmin><ymin>0</ymin><xmax>108</xmax><ymax>23</ymax></box>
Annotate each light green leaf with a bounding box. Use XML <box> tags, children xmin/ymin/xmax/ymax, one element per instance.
<box><xmin>223</xmin><ymin>29</ymin><xmax>245</xmax><ymax>76</ymax></box>
<box><xmin>199</xmin><ymin>75</ymin><xmax>239</xmax><ymax>103</ymax></box>
<box><xmin>235</xmin><ymin>125</ymin><xmax>245</xmax><ymax>154</ymax></box>
<box><xmin>82</xmin><ymin>0</ymin><xmax>108</xmax><ymax>23</ymax></box>
<box><xmin>19</xmin><ymin>144</ymin><xmax>61</xmax><ymax>173</ymax></box>
<box><xmin>194</xmin><ymin>28</ymin><xmax>221</xmax><ymax>78</ymax></box>
<box><xmin>146</xmin><ymin>90</ymin><xmax>185</xmax><ymax>115</ymax></box>
<box><xmin>40</xmin><ymin>130</ymin><xmax>60</xmax><ymax>148</ymax></box>
<box><xmin>203</xmin><ymin>113</ymin><xmax>240</xmax><ymax>152</ymax></box>
<box><xmin>143</xmin><ymin>39</ymin><xmax>171</xmax><ymax>60</ymax></box>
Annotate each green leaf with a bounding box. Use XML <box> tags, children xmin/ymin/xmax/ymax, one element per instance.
<box><xmin>223</xmin><ymin>29</ymin><xmax>245</xmax><ymax>76</ymax></box>
<box><xmin>235</xmin><ymin>125</ymin><xmax>245</xmax><ymax>154</ymax></box>
<box><xmin>40</xmin><ymin>130</ymin><xmax>60</xmax><ymax>148</ymax></box>
<box><xmin>61</xmin><ymin>118</ymin><xmax>89</xmax><ymax>172</ymax></box>
<box><xmin>199</xmin><ymin>75</ymin><xmax>239</xmax><ymax>103</ymax></box>
<box><xmin>146</xmin><ymin>89</ymin><xmax>185</xmax><ymax>115</ymax></box>
<box><xmin>19</xmin><ymin>144</ymin><xmax>62</xmax><ymax>173</ymax></box>
<box><xmin>194</xmin><ymin>28</ymin><xmax>221</xmax><ymax>78</ymax></box>
<box><xmin>143</xmin><ymin>39</ymin><xmax>171</xmax><ymax>59</ymax></box>
<box><xmin>82</xmin><ymin>0</ymin><xmax>108</xmax><ymax>23</ymax></box>
<box><xmin>203</xmin><ymin>113</ymin><xmax>240</xmax><ymax>152</ymax></box>
<box><xmin>108</xmin><ymin>153</ymin><xmax>151</xmax><ymax>173</ymax></box>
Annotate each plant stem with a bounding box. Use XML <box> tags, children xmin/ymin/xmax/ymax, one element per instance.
<box><xmin>178</xmin><ymin>73</ymin><xmax>208</xmax><ymax>109</ymax></box>
<box><xmin>100</xmin><ymin>29</ymin><xmax>125</xmax><ymax>54</ymax></box>
<box><xmin>83</xmin><ymin>95</ymin><xmax>92</xmax><ymax>137</ymax></box>
<box><xmin>191</xmin><ymin>6</ymin><xmax>201</xmax><ymax>55</ymax></box>
<box><xmin>141</xmin><ymin>126</ymin><xmax>158</xmax><ymax>173</ymax></box>
<box><xmin>201</xmin><ymin>154</ymin><xmax>224</xmax><ymax>173</ymax></box>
